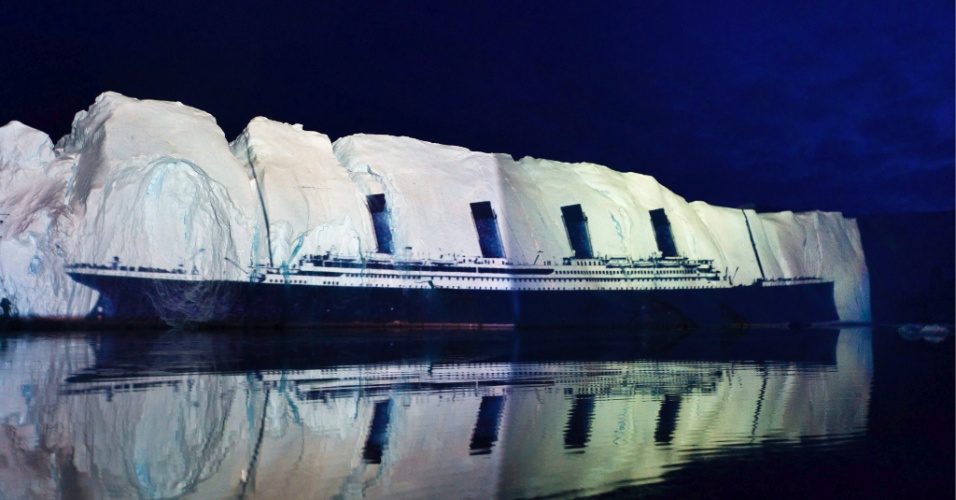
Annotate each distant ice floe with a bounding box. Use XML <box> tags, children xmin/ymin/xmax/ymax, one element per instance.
<box><xmin>898</xmin><ymin>324</ymin><xmax>953</xmax><ymax>343</ymax></box>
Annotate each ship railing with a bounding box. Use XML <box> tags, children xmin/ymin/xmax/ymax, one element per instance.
<box><xmin>559</xmin><ymin>255</ymin><xmax>721</xmax><ymax>271</ymax></box>
<box><xmin>65</xmin><ymin>262</ymin><xmax>189</xmax><ymax>275</ymax></box>
<box><xmin>294</xmin><ymin>251</ymin><xmax>725</xmax><ymax>275</ymax></box>
<box><xmin>757</xmin><ymin>276</ymin><xmax>826</xmax><ymax>286</ymax></box>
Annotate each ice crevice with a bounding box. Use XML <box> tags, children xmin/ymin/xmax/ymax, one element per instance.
<box><xmin>0</xmin><ymin>92</ymin><xmax>870</xmax><ymax>321</ymax></box>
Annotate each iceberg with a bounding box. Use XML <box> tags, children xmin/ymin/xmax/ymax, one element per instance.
<box><xmin>0</xmin><ymin>92</ymin><xmax>870</xmax><ymax>322</ymax></box>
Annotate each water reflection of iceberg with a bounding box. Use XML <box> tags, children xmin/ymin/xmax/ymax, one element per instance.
<box><xmin>0</xmin><ymin>328</ymin><xmax>872</xmax><ymax>499</ymax></box>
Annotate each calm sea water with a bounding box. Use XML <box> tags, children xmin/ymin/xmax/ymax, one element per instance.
<box><xmin>0</xmin><ymin>326</ymin><xmax>951</xmax><ymax>499</ymax></box>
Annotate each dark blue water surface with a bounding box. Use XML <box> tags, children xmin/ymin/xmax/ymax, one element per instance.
<box><xmin>0</xmin><ymin>326</ymin><xmax>951</xmax><ymax>499</ymax></box>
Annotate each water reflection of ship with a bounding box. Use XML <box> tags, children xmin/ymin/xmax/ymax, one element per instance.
<box><xmin>63</xmin><ymin>329</ymin><xmax>843</xmax><ymax>449</ymax></box>
<box><xmin>65</xmin><ymin>201</ymin><xmax>838</xmax><ymax>327</ymax></box>
<box><xmin>48</xmin><ymin>328</ymin><xmax>870</xmax><ymax>498</ymax></box>
<box><xmin>64</xmin><ymin>328</ymin><xmax>840</xmax><ymax>384</ymax></box>
<box><xmin>63</xmin><ymin>328</ymin><xmax>843</xmax><ymax>445</ymax></box>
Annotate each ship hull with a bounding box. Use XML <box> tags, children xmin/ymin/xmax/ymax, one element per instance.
<box><xmin>69</xmin><ymin>273</ymin><xmax>839</xmax><ymax>328</ymax></box>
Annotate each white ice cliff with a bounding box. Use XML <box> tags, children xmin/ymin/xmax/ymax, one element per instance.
<box><xmin>0</xmin><ymin>92</ymin><xmax>870</xmax><ymax>321</ymax></box>
<box><xmin>231</xmin><ymin>117</ymin><xmax>373</xmax><ymax>266</ymax></box>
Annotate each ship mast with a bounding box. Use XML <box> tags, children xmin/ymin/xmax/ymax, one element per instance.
<box><xmin>741</xmin><ymin>209</ymin><xmax>766</xmax><ymax>280</ymax></box>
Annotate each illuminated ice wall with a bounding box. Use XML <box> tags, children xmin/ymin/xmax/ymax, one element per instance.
<box><xmin>0</xmin><ymin>93</ymin><xmax>869</xmax><ymax>321</ymax></box>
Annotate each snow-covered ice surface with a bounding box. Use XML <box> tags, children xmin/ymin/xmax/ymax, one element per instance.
<box><xmin>0</xmin><ymin>92</ymin><xmax>870</xmax><ymax>321</ymax></box>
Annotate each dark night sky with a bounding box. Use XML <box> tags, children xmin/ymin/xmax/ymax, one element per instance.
<box><xmin>2</xmin><ymin>1</ymin><xmax>953</xmax><ymax>215</ymax></box>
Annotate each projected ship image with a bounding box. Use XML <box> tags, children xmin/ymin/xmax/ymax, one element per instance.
<box><xmin>66</xmin><ymin>199</ymin><xmax>837</xmax><ymax>327</ymax></box>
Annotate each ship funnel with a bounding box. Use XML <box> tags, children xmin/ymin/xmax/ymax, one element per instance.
<box><xmin>649</xmin><ymin>208</ymin><xmax>679</xmax><ymax>257</ymax></box>
<box><xmin>362</xmin><ymin>399</ymin><xmax>393</xmax><ymax>464</ymax></box>
<box><xmin>367</xmin><ymin>194</ymin><xmax>394</xmax><ymax>254</ymax></box>
<box><xmin>654</xmin><ymin>394</ymin><xmax>682</xmax><ymax>445</ymax></box>
<box><xmin>470</xmin><ymin>201</ymin><xmax>506</xmax><ymax>258</ymax></box>
<box><xmin>470</xmin><ymin>395</ymin><xmax>506</xmax><ymax>455</ymax></box>
<box><xmin>560</xmin><ymin>204</ymin><xmax>594</xmax><ymax>259</ymax></box>
<box><xmin>564</xmin><ymin>394</ymin><xmax>596</xmax><ymax>450</ymax></box>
